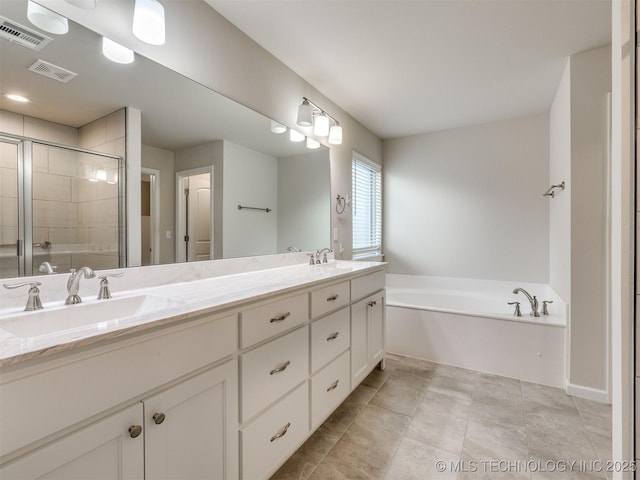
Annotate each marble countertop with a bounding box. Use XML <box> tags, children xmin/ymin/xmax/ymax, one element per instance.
<box><xmin>0</xmin><ymin>260</ymin><xmax>385</xmax><ymax>367</ymax></box>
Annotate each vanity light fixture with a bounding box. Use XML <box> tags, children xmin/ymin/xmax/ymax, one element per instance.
<box><xmin>306</xmin><ymin>137</ymin><xmax>320</xmax><ymax>149</ymax></box>
<box><xmin>102</xmin><ymin>37</ymin><xmax>134</xmax><ymax>64</ymax></box>
<box><xmin>296</xmin><ymin>97</ymin><xmax>342</xmax><ymax>144</ymax></box>
<box><xmin>296</xmin><ymin>99</ymin><xmax>313</xmax><ymax>127</ymax></box>
<box><xmin>270</xmin><ymin>120</ymin><xmax>287</xmax><ymax>134</ymax></box>
<box><xmin>27</xmin><ymin>0</ymin><xmax>69</xmax><ymax>35</ymax></box>
<box><xmin>64</xmin><ymin>0</ymin><xmax>97</xmax><ymax>8</ymax></box>
<box><xmin>328</xmin><ymin>124</ymin><xmax>342</xmax><ymax>145</ymax></box>
<box><xmin>132</xmin><ymin>0</ymin><xmax>165</xmax><ymax>45</ymax></box>
<box><xmin>4</xmin><ymin>93</ymin><xmax>30</xmax><ymax>103</ymax></box>
<box><xmin>289</xmin><ymin>129</ymin><xmax>305</xmax><ymax>142</ymax></box>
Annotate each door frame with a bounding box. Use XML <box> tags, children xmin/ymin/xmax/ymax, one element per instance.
<box><xmin>175</xmin><ymin>166</ymin><xmax>214</xmax><ymax>263</ymax></box>
<box><xmin>141</xmin><ymin>167</ymin><xmax>160</xmax><ymax>265</ymax></box>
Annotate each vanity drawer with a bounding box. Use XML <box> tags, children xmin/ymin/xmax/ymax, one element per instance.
<box><xmin>240</xmin><ymin>382</ymin><xmax>309</xmax><ymax>480</ymax></box>
<box><xmin>310</xmin><ymin>307</ymin><xmax>350</xmax><ymax>373</ymax></box>
<box><xmin>310</xmin><ymin>351</ymin><xmax>350</xmax><ymax>430</ymax></box>
<box><xmin>240</xmin><ymin>293</ymin><xmax>308</xmax><ymax>348</ymax></box>
<box><xmin>351</xmin><ymin>270</ymin><xmax>385</xmax><ymax>302</ymax></box>
<box><xmin>240</xmin><ymin>326</ymin><xmax>308</xmax><ymax>423</ymax></box>
<box><xmin>310</xmin><ymin>281</ymin><xmax>350</xmax><ymax>319</ymax></box>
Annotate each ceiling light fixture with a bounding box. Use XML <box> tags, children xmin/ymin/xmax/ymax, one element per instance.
<box><xmin>270</xmin><ymin>120</ymin><xmax>287</xmax><ymax>134</ymax></box>
<box><xmin>296</xmin><ymin>97</ymin><xmax>342</xmax><ymax>144</ymax></box>
<box><xmin>132</xmin><ymin>0</ymin><xmax>165</xmax><ymax>45</ymax></box>
<box><xmin>4</xmin><ymin>93</ymin><xmax>30</xmax><ymax>103</ymax></box>
<box><xmin>27</xmin><ymin>0</ymin><xmax>69</xmax><ymax>35</ymax></box>
<box><xmin>102</xmin><ymin>37</ymin><xmax>134</xmax><ymax>64</ymax></box>
<box><xmin>306</xmin><ymin>137</ymin><xmax>320</xmax><ymax>149</ymax></box>
<box><xmin>64</xmin><ymin>0</ymin><xmax>97</xmax><ymax>8</ymax></box>
<box><xmin>289</xmin><ymin>129</ymin><xmax>305</xmax><ymax>142</ymax></box>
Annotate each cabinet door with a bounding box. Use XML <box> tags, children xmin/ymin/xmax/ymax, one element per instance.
<box><xmin>0</xmin><ymin>403</ymin><xmax>143</xmax><ymax>480</ymax></box>
<box><xmin>351</xmin><ymin>298</ymin><xmax>369</xmax><ymax>388</ymax></box>
<box><xmin>369</xmin><ymin>291</ymin><xmax>385</xmax><ymax>366</ymax></box>
<box><xmin>144</xmin><ymin>360</ymin><xmax>239</xmax><ymax>480</ymax></box>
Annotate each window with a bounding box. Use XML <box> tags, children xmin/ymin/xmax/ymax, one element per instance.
<box><xmin>352</xmin><ymin>153</ymin><xmax>382</xmax><ymax>257</ymax></box>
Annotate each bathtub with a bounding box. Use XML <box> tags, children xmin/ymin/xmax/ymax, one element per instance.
<box><xmin>385</xmin><ymin>274</ymin><xmax>567</xmax><ymax>387</ymax></box>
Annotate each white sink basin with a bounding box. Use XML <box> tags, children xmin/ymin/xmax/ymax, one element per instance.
<box><xmin>0</xmin><ymin>295</ymin><xmax>183</xmax><ymax>338</ymax></box>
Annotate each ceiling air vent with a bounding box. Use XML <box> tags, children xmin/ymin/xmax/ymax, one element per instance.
<box><xmin>28</xmin><ymin>59</ymin><xmax>77</xmax><ymax>83</ymax></box>
<box><xmin>0</xmin><ymin>16</ymin><xmax>52</xmax><ymax>51</ymax></box>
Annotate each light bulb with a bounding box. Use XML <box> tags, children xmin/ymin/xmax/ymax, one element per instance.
<box><xmin>313</xmin><ymin>114</ymin><xmax>330</xmax><ymax>137</ymax></box>
<box><xmin>27</xmin><ymin>1</ymin><xmax>69</xmax><ymax>35</ymax></box>
<box><xmin>289</xmin><ymin>129</ymin><xmax>305</xmax><ymax>142</ymax></box>
<box><xmin>329</xmin><ymin>124</ymin><xmax>343</xmax><ymax>145</ymax></box>
<box><xmin>102</xmin><ymin>37</ymin><xmax>134</xmax><ymax>64</ymax></box>
<box><xmin>132</xmin><ymin>0</ymin><xmax>165</xmax><ymax>45</ymax></box>
<box><xmin>306</xmin><ymin>138</ymin><xmax>320</xmax><ymax>149</ymax></box>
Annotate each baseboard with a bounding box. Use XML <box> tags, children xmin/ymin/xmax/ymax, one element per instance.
<box><xmin>565</xmin><ymin>382</ymin><xmax>609</xmax><ymax>403</ymax></box>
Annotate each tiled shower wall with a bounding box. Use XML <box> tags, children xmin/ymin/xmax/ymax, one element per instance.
<box><xmin>0</xmin><ymin>108</ymin><xmax>125</xmax><ymax>276</ymax></box>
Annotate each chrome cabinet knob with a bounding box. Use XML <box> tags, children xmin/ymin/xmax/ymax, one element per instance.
<box><xmin>128</xmin><ymin>425</ymin><xmax>142</xmax><ymax>438</ymax></box>
<box><xmin>152</xmin><ymin>413</ymin><xmax>166</xmax><ymax>425</ymax></box>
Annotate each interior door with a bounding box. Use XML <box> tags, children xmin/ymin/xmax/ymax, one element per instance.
<box><xmin>186</xmin><ymin>173</ymin><xmax>211</xmax><ymax>261</ymax></box>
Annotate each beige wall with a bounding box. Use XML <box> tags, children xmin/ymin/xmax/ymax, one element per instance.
<box><xmin>38</xmin><ymin>0</ymin><xmax>383</xmax><ymax>260</ymax></box>
<box><xmin>383</xmin><ymin>113</ymin><xmax>550</xmax><ymax>282</ymax></box>
<box><xmin>567</xmin><ymin>46</ymin><xmax>612</xmax><ymax>393</ymax></box>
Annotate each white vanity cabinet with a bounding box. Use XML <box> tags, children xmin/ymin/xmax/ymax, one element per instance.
<box><xmin>350</xmin><ymin>271</ymin><xmax>386</xmax><ymax>388</ymax></box>
<box><xmin>0</xmin><ymin>403</ymin><xmax>145</xmax><ymax>480</ymax></box>
<box><xmin>0</xmin><ymin>262</ymin><xmax>386</xmax><ymax>480</ymax></box>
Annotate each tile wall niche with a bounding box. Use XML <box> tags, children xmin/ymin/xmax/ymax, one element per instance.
<box><xmin>0</xmin><ymin>108</ymin><xmax>125</xmax><ymax>277</ymax></box>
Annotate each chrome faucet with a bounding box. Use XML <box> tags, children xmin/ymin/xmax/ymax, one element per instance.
<box><xmin>512</xmin><ymin>288</ymin><xmax>540</xmax><ymax>317</ymax></box>
<box><xmin>317</xmin><ymin>248</ymin><xmax>332</xmax><ymax>264</ymax></box>
<box><xmin>38</xmin><ymin>261</ymin><xmax>57</xmax><ymax>274</ymax></box>
<box><xmin>66</xmin><ymin>267</ymin><xmax>95</xmax><ymax>305</ymax></box>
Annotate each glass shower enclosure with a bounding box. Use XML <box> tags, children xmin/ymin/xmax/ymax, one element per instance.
<box><xmin>0</xmin><ymin>135</ymin><xmax>125</xmax><ymax>279</ymax></box>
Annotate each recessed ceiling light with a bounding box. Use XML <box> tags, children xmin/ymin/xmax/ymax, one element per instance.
<box><xmin>4</xmin><ymin>93</ymin><xmax>30</xmax><ymax>103</ymax></box>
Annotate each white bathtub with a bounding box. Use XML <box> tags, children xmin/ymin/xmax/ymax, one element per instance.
<box><xmin>385</xmin><ymin>274</ymin><xmax>567</xmax><ymax>387</ymax></box>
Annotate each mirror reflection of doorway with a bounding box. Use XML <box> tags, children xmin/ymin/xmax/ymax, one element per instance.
<box><xmin>176</xmin><ymin>168</ymin><xmax>213</xmax><ymax>262</ymax></box>
<box><xmin>140</xmin><ymin>168</ymin><xmax>159</xmax><ymax>266</ymax></box>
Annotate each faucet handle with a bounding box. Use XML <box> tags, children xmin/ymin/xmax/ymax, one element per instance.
<box><xmin>542</xmin><ymin>300</ymin><xmax>553</xmax><ymax>315</ymax></box>
<box><xmin>307</xmin><ymin>254</ymin><xmax>316</xmax><ymax>266</ymax></box>
<box><xmin>3</xmin><ymin>281</ymin><xmax>44</xmax><ymax>311</ymax></box>
<box><xmin>98</xmin><ymin>272</ymin><xmax>124</xmax><ymax>300</ymax></box>
<box><xmin>507</xmin><ymin>301</ymin><xmax>521</xmax><ymax>317</ymax></box>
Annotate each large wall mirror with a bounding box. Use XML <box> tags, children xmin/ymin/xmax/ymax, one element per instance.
<box><xmin>0</xmin><ymin>0</ymin><xmax>330</xmax><ymax>278</ymax></box>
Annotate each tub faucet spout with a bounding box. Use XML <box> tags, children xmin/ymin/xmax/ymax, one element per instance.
<box><xmin>512</xmin><ymin>288</ymin><xmax>540</xmax><ymax>317</ymax></box>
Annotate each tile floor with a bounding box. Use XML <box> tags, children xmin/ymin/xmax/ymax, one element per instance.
<box><xmin>271</xmin><ymin>354</ymin><xmax>612</xmax><ymax>480</ymax></box>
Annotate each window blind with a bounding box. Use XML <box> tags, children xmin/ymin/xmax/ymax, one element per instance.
<box><xmin>352</xmin><ymin>155</ymin><xmax>381</xmax><ymax>256</ymax></box>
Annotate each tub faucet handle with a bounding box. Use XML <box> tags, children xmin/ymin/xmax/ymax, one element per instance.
<box><xmin>507</xmin><ymin>301</ymin><xmax>522</xmax><ymax>317</ymax></box>
<box><xmin>542</xmin><ymin>300</ymin><xmax>553</xmax><ymax>315</ymax></box>
<box><xmin>97</xmin><ymin>271</ymin><xmax>124</xmax><ymax>300</ymax></box>
<box><xmin>3</xmin><ymin>281</ymin><xmax>43</xmax><ymax>311</ymax></box>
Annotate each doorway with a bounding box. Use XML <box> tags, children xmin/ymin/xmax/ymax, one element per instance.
<box><xmin>141</xmin><ymin>168</ymin><xmax>160</xmax><ymax>266</ymax></box>
<box><xmin>176</xmin><ymin>167</ymin><xmax>213</xmax><ymax>262</ymax></box>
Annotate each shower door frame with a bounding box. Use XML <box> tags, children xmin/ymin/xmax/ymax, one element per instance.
<box><xmin>1</xmin><ymin>133</ymin><xmax>126</xmax><ymax>278</ymax></box>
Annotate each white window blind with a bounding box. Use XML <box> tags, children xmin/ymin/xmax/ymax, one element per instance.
<box><xmin>352</xmin><ymin>154</ymin><xmax>381</xmax><ymax>257</ymax></box>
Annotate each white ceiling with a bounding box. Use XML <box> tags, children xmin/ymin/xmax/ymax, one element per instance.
<box><xmin>206</xmin><ymin>0</ymin><xmax>611</xmax><ymax>139</ymax></box>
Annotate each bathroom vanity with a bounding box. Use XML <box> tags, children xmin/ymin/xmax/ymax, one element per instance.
<box><xmin>0</xmin><ymin>260</ymin><xmax>385</xmax><ymax>479</ymax></box>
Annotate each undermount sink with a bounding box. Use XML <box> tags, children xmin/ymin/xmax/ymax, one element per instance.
<box><xmin>0</xmin><ymin>295</ymin><xmax>184</xmax><ymax>339</ymax></box>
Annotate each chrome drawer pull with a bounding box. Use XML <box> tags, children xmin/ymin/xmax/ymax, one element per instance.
<box><xmin>326</xmin><ymin>294</ymin><xmax>339</xmax><ymax>302</ymax></box>
<box><xmin>270</xmin><ymin>422</ymin><xmax>291</xmax><ymax>442</ymax></box>
<box><xmin>368</xmin><ymin>300</ymin><xmax>377</xmax><ymax>307</ymax></box>
<box><xmin>270</xmin><ymin>312</ymin><xmax>291</xmax><ymax>323</ymax></box>
<box><xmin>326</xmin><ymin>331</ymin><xmax>340</xmax><ymax>341</ymax></box>
<box><xmin>326</xmin><ymin>380</ymin><xmax>339</xmax><ymax>392</ymax></box>
<box><xmin>270</xmin><ymin>360</ymin><xmax>291</xmax><ymax>375</ymax></box>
